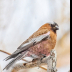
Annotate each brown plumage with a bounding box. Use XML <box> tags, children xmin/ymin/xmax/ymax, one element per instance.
<box><xmin>4</xmin><ymin>22</ymin><xmax>59</xmax><ymax>70</ymax></box>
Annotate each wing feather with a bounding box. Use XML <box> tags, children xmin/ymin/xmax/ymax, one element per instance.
<box><xmin>4</xmin><ymin>31</ymin><xmax>50</xmax><ymax>61</ymax></box>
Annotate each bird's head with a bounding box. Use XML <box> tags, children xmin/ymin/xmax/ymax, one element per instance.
<box><xmin>50</xmin><ymin>22</ymin><xmax>59</xmax><ymax>31</ymax></box>
<box><xmin>39</xmin><ymin>22</ymin><xmax>59</xmax><ymax>33</ymax></box>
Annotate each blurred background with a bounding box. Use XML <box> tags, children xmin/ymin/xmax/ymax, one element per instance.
<box><xmin>0</xmin><ymin>0</ymin><xmax>70</xmax><ymax>72</ymax></box>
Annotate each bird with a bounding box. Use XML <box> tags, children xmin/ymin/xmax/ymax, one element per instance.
<box><xmin>3</xmin><ymin>22</ymin><xmax>59</xmax><ymax>70</ymax></box>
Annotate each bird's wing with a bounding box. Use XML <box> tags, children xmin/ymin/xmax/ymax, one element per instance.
<box><xmin>4</xmin><ymin>31</ymin><xmax>50</xmax><ymax>61</ymax></box>
<box><xmin>13</xmin><ymin>31</ymin><xmax>50</xmax><ymax>54</ymax></box>
<box><xmin>17</xmin><ymin>28</ymin><xmax>50</xmax><ymax>49</ymax></box>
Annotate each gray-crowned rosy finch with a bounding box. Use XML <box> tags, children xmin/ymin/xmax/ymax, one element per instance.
<box><xmin>4</xmin><ymin>22</ymin><xmax>59</xmax><ymax>70</ymax></box>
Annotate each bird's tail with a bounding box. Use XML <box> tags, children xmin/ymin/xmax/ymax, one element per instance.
<box><xmin>3</xmin><ymin>51</ymin><xmax>27</xmax><ymax>70</ymax></box>
<box><xmin>4</xmin><ymin>54</ymin><xmax>18</xmax><ymax>61</ymax></box>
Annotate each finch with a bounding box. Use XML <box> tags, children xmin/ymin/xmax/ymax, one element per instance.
<box><xmin>4</xmin><ymin>22</ymin><xmax>59</xmax><ymax>70</ymax></box>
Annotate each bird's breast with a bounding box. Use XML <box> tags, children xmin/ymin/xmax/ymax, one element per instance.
<box><xmin>28</xmin><ymin>40</ymin><xmax>55</xmax><ymax>57</ymax></box>
<box><xmin>28</xmin><ymin>31</ymin><xmax>57</xmax><ymax>57</ymax></box>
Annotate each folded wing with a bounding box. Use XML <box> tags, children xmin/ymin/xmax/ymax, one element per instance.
<box><xmin>3</xmin><ymin>31</ymin><xmax>50</xmax><ymax>70</ymax></box>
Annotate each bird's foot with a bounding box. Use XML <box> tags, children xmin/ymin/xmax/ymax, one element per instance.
<box><xmin>41</xmin><ymin>54</ymin><xmax>46</xmax><ymax>60</ymax></box>
<box><xmin>32</xmin><ymin>58</ymin><xmax>42</xmax><ymax>68</ymax></box>
<box><xmin>31</xmin><ymin>54</ymin><xmax>46</xmax><ymax>68</ymax></box>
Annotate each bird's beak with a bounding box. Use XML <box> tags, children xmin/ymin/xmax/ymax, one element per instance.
<box><xmin>55</xmin><ymin>26</ymin><xmax>59</xmax><ymax>30</ymax></box>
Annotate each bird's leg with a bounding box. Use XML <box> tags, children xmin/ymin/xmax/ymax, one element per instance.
<box><xmin>32</xmin><ymin>54</ymin><xmax>47</xmax><ymax>68</ymax></box>
<box><xmin>38</xmin><ymin>55</ymin><xmax>46</xmax><ymax>68</ymax></box>
<box><xmin>38</xmin><ymin>54</ymin><xmax>47</xmax><ymax>68</ymax></box>
<box><xmin>40</xmin><ymin>54</ymin><xmax>46</xmax><ymax>60</ymax></box>
<box><xmin>32</xmin><ymin>58</ymin><xmax>42</xmax><ymax>68</ymax></box>
<box><xmin>31</xmin><ymin>55</ymin><xmax>41</xmax><ymax>68</ymax></box>
<box><xmin>31</xmin><ymin>55</ymin><xmax>39</xmax><ymax>63</ymax></box>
